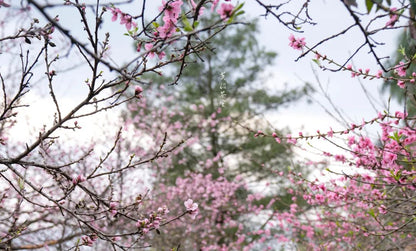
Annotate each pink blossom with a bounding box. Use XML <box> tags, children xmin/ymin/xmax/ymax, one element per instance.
<box><xmin>110</xmin><ymin>8</ymin><xmax>121</xmax><ymax>22</ymax></box>
<box><xmin>315</xmin><ymin>194</ymin><xmax>325</xmax><ymax>204</ymax></box>
<box><xmin>158</xmin><ymin>51</ymin><xmax>166</xmax><ymax>60</ymax></box>
<box><xmin>395</xmin><ymin>62</ymin><xmax>407</xmax><ymax>77</ymax></box>
<box><xmin>217</xmin><ymin>3</ymin><xmax>234</xmax><ymax>20</ymax></box>
<box><xmin>112</xmin><ymin>236</ymin><xmax>121</xmax><ymax>242</ymax></box>
<box><xmin>157</xmin><ymin>205</ymin><xmax>169</xmax><ymax>215</ymax></box>
<box><xmin>145</xmin><ymin>43</ymin><xmax>155</xmax><ymax>58</ymax></box>
<box><xmin>334</xmin><ymin>154</ymin><xmax>346</xmax><ymax>163</ymax></box>
<box><xmin>397</xmin><ymin>80</ymin><xmax>405</xmax><ymax>89</ymax></box>
<box><xmin>394</xmin><ymin>111</ymin><xmax>407</xmax><ymax>119</ymax></box>
<box><xmin>81</xmin><ymin>236</ymin><xmax>95</xmax><ymax>246</ymax></box>
<box><xmin>184</xmin><ymin>199</ymin><xmax>198</xmax><ymax>211</ymax></box>
<box><xmin>135</xmin><ymin>86</ymin><xmax>143</xmax><ymax>97</ymax></box>
<box><xmin>379</xmin><ymin>205</ymin><xmax>387</xmax><ymax>214</ymax></box>
<box><xmin>157</xmin><ymin>0</ymin><xmax>183</xmax><ymax>38</ymax></box>
<box><xmin>184</xmin><ymin>199</ymin><xmax>199</xmax><ymax>219</ymax></box>
<box><xmin>109</xmin><ymin>202</ymin><xmax>117</xmax><ymax>216</ymax></box>
<box><xmin>72</xmin><ymin>174</ymin><xmax>86</xmax><ymax>185</ymax></box>
<box><xmin>136</xmin><ymin>218</ymin><xmax>150</xmax><ymax>228</ymax></box>
<box><xmin>327</xmin><ymin>128</ymin><xmax>334</xmax><ymax>137</ymax></box>
<box><xmin>120</xmin><ymin>13</ymin><xmax>136</xmax><ymax>30</ymax></box>
<box><xmin>376</xmin><ymin>70</ymin><xmax>383</xmax><ymax>78</ymax></box>
<box><xmin>386</xmin><ymin>7</ymin><xmax>398</xmax><ymax>27</ymax></box>
<box><xmin>286</xmin><ymin>134</ymin><xmax>297</xmax><ymax>144</ymax></box>
<box><xmin>288</xmin><ymin>34</ymin><xmax>306</xmax><ymax>50</ymax></box>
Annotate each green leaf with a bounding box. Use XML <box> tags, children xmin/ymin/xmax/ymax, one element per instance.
<box><xmin>235</xmin><ymin>10</ymin><xmax>245</xmax><ymax>17</ymax></box>
<box><xmin>152</xmin><ymin>22</ymin><xmax>159</xmax><ymax>28</ymax></box>
<box><xmin>232</xmin><ymin>2</ymin><xmax>244</xmax><ymax>14</ymax></box>
<box><xmin>181</xmin><ymin>14</ymin><xmax>193</xmax><ymax>32</ymax></box>
<box><xmin>312</xmin><ymin>58</ymin><xmax>321</xmax><ymax>66</ymax></box>
<box><xmin>365</xmin><ymin>0</ymin><xmax>374</xmax><ymax>13</ymax></box>
<box><xmin>193</xmin><ymin>21</ymin><xmax>199</xmax><ymax>29</ymax></box>
<box><xmin>368</xmin><ymin>208</ymin><xmax>376</xmax><ymax>218</ymax></box>
<box><xmin>227</xmin><ymin>3</ymin><xmax>245</xmax><ymax>23</ymax></box>
<box><xmin>18</xmin><ymin>178</ymin><xmax>25</xmax><ymax>190</ymax></box>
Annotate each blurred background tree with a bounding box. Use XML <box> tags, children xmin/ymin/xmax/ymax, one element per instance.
<box><xmin>126</xmin><ymin>15</ymin><xmax>313</xmax><ymax>249</ymax></box>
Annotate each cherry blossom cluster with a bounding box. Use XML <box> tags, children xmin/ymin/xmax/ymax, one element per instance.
<box><xmin>259</xmin><ymin>111</ymin><xmax>416</xmax><ymax>248</ymax></box>
<box><xmin>107</xmin><ymin>0</ymin><xmax>238</xmax><ymax>61</ymax></box>
<box><xmin>136</xmin><ymin>205</ymin><xmax>169</xmax><ymax>234</ymax></box>
<box><xmin>109</xmin><ymin>7</ymin><xmax>137</xmax><ymax>30</ymax></box>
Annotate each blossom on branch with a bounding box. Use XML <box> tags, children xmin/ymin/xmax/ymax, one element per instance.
<box><xmin>217</xmin><ymin>3</ymin><xmax>234</xmax><ymax>20</ymax></box>
<box><xmin>184</xmin><ymin>198</ymin><xmax>199</xmax><ymax>219</ymax></box>
<box><xmin>288</xmin><ymin>34</ymin><xmax>306</xmax><ymax>50</ymax></box>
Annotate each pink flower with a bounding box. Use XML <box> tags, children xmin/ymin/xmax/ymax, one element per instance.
<box><xmin>334</xmin><ymin>154</ymin><xmax>346</xmax><ymax>163</ymax></box>
<box><xmin>158</xmin><ymin>51</ymin><xmax>166</xmax><ymax>60</ymax></box>
<box><xmin>120</xmin><ymin>13</ymin><xmax>136</xmax><ymax>30</ymax></box>
<box><xmin>110</xmin><ymin>8</ymin><xmax>121</xmax><ymax>22</ymax></box>
<box><xmin>157</xmin><ymin>205</ymin><xmax>169</xmax><ymax>215</ymax></box>
<box><xmin>109</xmin><ymin>202</ymin><xmax>117</xmax><ymax>216</ymax></box>
<box><xmin>386</xmin><ymin>7</ymin><xmax>398</xmax><ymax>27</ymax></box>
<box><xmin>72</xmin><ymin>174</ymin><xmax>86</xmax><ymax>185</ymax></box>
<box><xmin>395</xmin><ymin>61</ymin><xmax>407</xmax><ymax>77</ymax></box>
<box><xmin>136</xmin><ymin>218</ymin><xmax>150</xmax><ymax>228</ymax></box>
<box><xmin>144</xmin><ymin>43</ymin><xmax>155</xmax><ymax>58</ymax></box>
<box><xmin>184</xmin><ymin>199</ymin><xmax>199</xmax><ymax>219</ymax></box>
<box><xmin>315</xmin><ymin>194</ymin><xmax>325</xmax><ymax>204</ymax></box>
<box><xmin>135</xmin><ymin>86</ymin><xmax>143</xmax><ymax>95</ymax></box>
<box><xmin>156</xmin><ymin>0</ymin><xmax>183</xmax><ymax>38</ymax></box>
<box><xmin>144</xmin><ymin>43</ymin><xmax>153</xmax><ymax>51</ymax></box>
<box><xmin>217</xmin><ymin>3</ymin><xmax>234</xmax><ymax>20</ymax></box>
<box><xmin>327</xmin><ymin>128</ymin><xmax>334</xmax><ymax>137</ymax></box>
<box><xmin>286</xmin><ymin>134</ymin><xmax>297</xmax><ymax>144</ymax></box>
<box><xmin>397</xmin><ymin>80</ymin><xmax>405</xmax><ymax>89</ymax></box>
<box><xmin>288</xmin><ymin>34</ymin><xmax>306</xmax><ymax>50</ymax></box>
<box><xmin>394</xmin><ymin>111</ymin><xmax>407</xmax><ymax>119</ymax></box>
<box><xmin>376</xmin><ymin>70</ymin><xmax>383</xmax><ymax>79</ymax></box>
<box><xmin>379</xmin><ymin>205</ymin><xmax>387</xmax><ymax>214</ymax></box>
<box><xmin>184</xmin><ymin>199</ymin><xmax>198</xmax><ymax>211</ymax></box>
<box><xmin>112</xmin><ymin>236</ymin><xmax>121</xmax><ymax>242</ymax></box>
<box><xmin>81</xmin><ymin>236</ymin><xmax>95</xmax><ymax>246</ymax></box>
